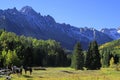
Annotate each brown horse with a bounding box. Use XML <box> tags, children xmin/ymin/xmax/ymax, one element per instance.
<box><xmin>23</xmin><ymin>66</ymin><xmax>32</xmax><ymax>75</ymax></box>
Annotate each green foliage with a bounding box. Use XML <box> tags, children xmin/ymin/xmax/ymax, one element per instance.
<box><xmin>99</xmin><ymin>39</ymin><xmax>120</xmax><ymax>68</ymax></box>
<box><xmin>114</xmin><ymin>64</ymin><xmax>120</xmax><ymax>71</ymax></box>
<box><xmin>0</xmin><ymin>30</ymin><xmax>69</xmax><ymax>67</ymax></box>
<box><xmin>101</xmin><ymin>49</ymin><xmax>111</xmax><ymax>67</ymax></box>
<box><xmin>110</xmin><ymin>57</ymin><xmax>114</xmax><ymax>68</ymax></box>
<box><xmin>71</xmin><ymin>42</ymin><xmax>84</xmax><ymax>70</ymax></box>
<box><xmin>1</xmin><ymin>50</ymin><xmax>20</xmax><ymax>66</ymax></box>
<box><xmin>85</xmin><ymin>41</ymin><xmax>101</xmax><ymax>70</ymax></box>
<box><xmin>1</xmin><ymin>50</ymin><xmax>7</xmax><ymax>67</ymax></box>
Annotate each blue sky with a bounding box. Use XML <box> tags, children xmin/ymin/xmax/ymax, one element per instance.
<box><xmin>0</xmin><ymin>0</ymin><xmax>120</xmax><ymax>30</ymax></box>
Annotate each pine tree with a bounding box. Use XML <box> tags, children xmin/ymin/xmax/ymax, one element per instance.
<box><xmin>85</xmin><ymin>41</ymin><xmax>101</xmax><ymax>70</ymax></box>
<box><xmin>71</xmin><ymin>42</ymin><xmax>84</xmax><ymax>70</ymax></box>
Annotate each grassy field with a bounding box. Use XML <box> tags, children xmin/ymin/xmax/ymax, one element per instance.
<box><xmin>0</xmin><ymin>67</ymin><xmax>120</xmax><ymax>80</ymax></box>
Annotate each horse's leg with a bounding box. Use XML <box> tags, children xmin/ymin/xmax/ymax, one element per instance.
<box><xmin>30</xmin><ymin>71</ymin><xmax>32</xmax><ymax>75</ymax></box>
<box><xmin>20</xmin><ymin>69</ymin><xmax>22</xmax><ymax>75</ymax></box>
<box><xmin>25</xmin><ymin>70</ymin><xmax>27</xmax><ymax>74</ymax></box>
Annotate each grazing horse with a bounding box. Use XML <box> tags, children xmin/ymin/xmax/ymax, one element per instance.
<box><xmin>12</xmin><ymin>66</ymin><xmax>22</xmax><ymax>74</ymax></box>
<box><xmin>23</xmin><ymin>66</ymin><xmax>32</xmax><ymax>75</ymax></box>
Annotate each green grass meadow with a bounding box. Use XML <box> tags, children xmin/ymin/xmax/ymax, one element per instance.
<box><xmin>0</xmin><ymin>67</ymin><xmax>120</xmax><ymax>80</ymax></box>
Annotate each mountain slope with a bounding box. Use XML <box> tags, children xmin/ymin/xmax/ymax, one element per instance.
<box><xmin>0</xmin><ymin>6</ymin><xmax>113</xmax><ymax>50</ymax></box>
<box><xmin>101</xmin><ymin>28</ymin><xmax>120</xmax><ymax>40</ymax></box>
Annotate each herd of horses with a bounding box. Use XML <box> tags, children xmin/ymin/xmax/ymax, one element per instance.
<box><xmin>0</xmin><ymin>66</ymin><xmax>32</xmax><ymax>76</ymax></box>
<box><xmin>0</xmin><ymin>66</ymin><xmax>46</xmax><ymax>80</ymax></box>
<box><xmin>11</xmin><ymin>66</ymin><xmax>32</xmax><ymax>75</ymax></box>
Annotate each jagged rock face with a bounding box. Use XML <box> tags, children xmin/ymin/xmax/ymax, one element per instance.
<box><xmin>0</xmin><ymin>6</ymin><xmax>113</xmax><ymax>50</ymax></box>
<box><xmin>101</xmin><ymin>28</ymin><xmax>120</xmax><ymax>40</ymax></box>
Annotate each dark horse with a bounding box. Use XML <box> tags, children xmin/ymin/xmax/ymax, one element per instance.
<box><xmin>23</xmin><ymin>66</ymin><xmax>32</xmax><ymax>75</ymax></box>
<box><xmin>12</xmin><ymin>66</ymin><xmax>22</xmax><ymax>74</ymax></box>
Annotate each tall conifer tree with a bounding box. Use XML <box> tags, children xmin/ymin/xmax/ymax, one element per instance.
<box><xmin>85</xmin><ymin>41</ymin><xmax>101</xmax><ymax>70</ymax></box>
<box><xmin>71</xmin><ymin>42</ymin><xmax>84</xmax><ymax>70</ymax></box>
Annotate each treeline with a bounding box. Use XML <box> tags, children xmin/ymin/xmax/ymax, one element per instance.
<box><xmin>0</xmin><ymin>29</ymin><xmax>119</xmax><ymax>70</ymax></box>
<box><xmin>100</xmin><ymin>47</ymin><xmax>120</xmax><ymax>68</ymax></box>
<box><xmin>71</xmin><ymin>41</ymin><xmax>120</xmax><ymax>70</ymax></box>
<box><xmin>0</xmin><ymin>30</ymin><xmax>70</xmax><ymax>67</ymax></box>
<box><xmin>71</xmin><ymin>41</ymin><xmax>101</xmax><ymax>70</ymax></box>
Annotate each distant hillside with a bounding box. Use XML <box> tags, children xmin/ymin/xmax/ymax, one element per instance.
<box><xmin>99</xmin><ymin>39</ymin><xmax>120</xmax><ymax>55</ymax></box>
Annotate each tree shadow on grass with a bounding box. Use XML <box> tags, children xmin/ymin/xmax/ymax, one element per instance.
<box><xmin>27</xmin><ymin>79</ymin><xmax>33</xmax><ymax>80</ymax></box>
<box><xmin>61</xmin><ymin>70</ymin><xmax>74</xmax><ymax>74</ymax></box>
<box><xmin>39</xmin><ymin>76</ymin><xmax>44</xmax><ymax>78</ymax></box>
<box><xmin>23</xmin><ymin>75</ymin><xmax>33</xmax><ymax>78</ymax></box>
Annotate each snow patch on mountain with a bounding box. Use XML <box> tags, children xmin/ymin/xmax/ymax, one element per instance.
<box><xmin>101</xmin><ymin>28</ymin><xmax>120</xmax><ymax>40</ymax></box>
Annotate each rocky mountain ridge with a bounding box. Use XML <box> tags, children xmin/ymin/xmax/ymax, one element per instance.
<box><xmin>0</xmin><ymin>6</ymin><xmax>118</xmax><ymax>50</ymax></box>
